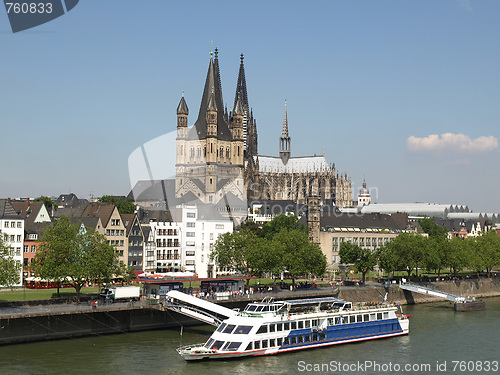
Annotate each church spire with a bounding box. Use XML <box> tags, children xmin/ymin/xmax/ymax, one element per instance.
<box><xmin>234</xmin><ymin>53</ymin><xmax>249</xmax><ymax>111</ymax></box>
<box><xmin>279</xmin><ymin>100</ymin><xmax>291</xmax><ymax>165</ymax></box>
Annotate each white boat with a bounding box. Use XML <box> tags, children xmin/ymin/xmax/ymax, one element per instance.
<box><xmin>166</xmin><ymin>291</ymin><xmax>410</xmax><ymax>361</ymax></box>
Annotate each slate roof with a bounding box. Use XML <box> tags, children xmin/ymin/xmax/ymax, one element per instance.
<box><xmin>0</xmin><ymin>199</ymin><xmax>23</xmax><ymax>220</ymax></box>
<box><xmin>69</xmin><ymin>217</ymin><xmax>102</xmax><ymax>231</ymax></box>
<box><xmin>256</xmin><ymin>155</ymin><xmax>332</xmax><ymax>174</ymax></box>
<box><xmin>10</xmin><ymin>201</ymin><xmax>45</xmax><ymax>223</ymax></box>
<box><xmin>189</xmin><ymin>56</ymin><xmax>233</xmax><ymax>141</ymax></box>
<box><xmin>81</xmin><ymin>202</ymin><xmax>116</xmax><ymax>227</ymax></box>
<box><xmin>316</xmin><ymin>212</ymin><xmax>404</xmax><ymax>231</ymax></box>
<box><xmin>177</xmin><ymin>95</ymin><xmax>189</xmax><ymax>115</ymax></box>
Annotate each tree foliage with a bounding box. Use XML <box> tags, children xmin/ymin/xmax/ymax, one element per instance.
<box><xmin>34</xmin><ymin>196</ymin><xmax>56</xmax><ymax>210</ymax></box>
<box><xmin>212</xmin><ymin>215</ymin><xmax>326</xmax><ymax>282</ymax></box>
<box><xmin>418</xmin><ymin>217</ymin><xmax>448</xmax><ymax>239</ymax></box>
<box><xmin>339</xmin><ymin>242</ymin><xmax>377</xmax><ymax>284</ymax></box>
<box><xmin>31</xmin><ymin>216</ymin><xmax>125</xmax><ymax>301</ymax></box>
<box><xmin>98</xmin><ymin>195</ymin><xmax>135</xmax><ymax>214</ymax></box>
<box><xmin>0</xmin><ymin>237</ymin><xmax>20</xmax><ymax>287</ymax></box>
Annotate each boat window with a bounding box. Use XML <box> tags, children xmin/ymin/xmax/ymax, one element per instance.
<box><xmin>245</xmin><ymin>342</ymin><xmax>253</xmax><ymax>351</ymax></box>
<box><xmin>383</xmin><ymin>312</ymin><xmax>389</xmax><ymax>319</ymax></box>
<box><xmin>262</xmin><ymin>340</ymin><xmax>268</xmax><ymax>348</ymax></box>
<box><xmin>357</xmin><ymin>315</ymin><xmax>362</xmax><ymax>323</ymax></box>
<box><xmin>335</xmin><ymin>317</ymin><xmax>341</xmax><ymax>325</ymax></box>
<box><xmin>312</xmin><ymin>333</ymin><xmax>318</xmax><ymax>341</ymax></box>
<box><xmin>204</xmin><ymin>338</ymin><xmax>214</xmax><ymax>348</ymax></box>
<box><xmin>255</xmin><ymin>306</ymin><xmax>264</xmax><ymax>312</ymax></box>
<box><xmin>298</xmin><ymin>321</ymin><xmax>304</xmax><ymax>329</ymax></box>
<box><xmin>223</xmin><ymin>324</ymin><xmax>236</xmax><ymax>334</ymax></box>
<box><xmin>291</xmin><ymin>322</ymin><xmax>297</xmax><ymax>330</ymax></box>
<box><xmin>224</xmin><ymin>342</ymin><xmax>242</xmax><ymax>351</ymax></box>
<box><xmin>216</xmin><ymin>323</ymin><xmax>227</xmax><ymax>333</ymax></box>
<box><xmin>350</xmin><ymin>316</ymin><xmax>356</xmax><ymax>323</ymax></box>
<box><xmin>246</xmin><ymin>305</ymin><xmax>257</xmax><ymax>312</ymax></box>
<box><xmin>269</xmin><ymin>338</ymin><xmax>275</xmax><ymax>347</ymax></box>
<box><xmin>342</xmin><ymin>316</ymin><xmax>349</xmax><ymax>324</ymax></box>
<box><xmin>298</xmin><ymin>336</ymin><xmax>304</xmax><ymax>343</ymax></box>
<box><xmin>211</xmin><ymin>340</ymin><xmax>224</xmax><ymax>350</ymax></box>
<box><xmin>283</xmin><ymin>322</ymin><xmax>290</xmax><ymax>330</ymax></box>
<box><xmin>257</xmin><ymin>325</ymin><xmax>268</xmax><ymax>334</ymax></box>
<box><xmin>304</xmin><ymin>320</ymin><xmax>310</xmax><ymax>329</ymax></box>
<box><xmin>263</xmin><ymin>306</ymin><xmax>270</xmax><ymax>312</ymax></box>
<box><xmin>319</xmin><ymin>332</ymin><xmax>326</xmax><ymax>341</ymax></box>
<box><xmin>269</xmin><ymin>324</ymin><xmax>276</xmax><ymax>332</ymax></box>
<box><xmin>305</xmin><ymin>335</ymin><xmax>311</xmax><ymax>342</ymax></box>
<box><xmin>277</xmin><ymin>338</ymin><xmax>283</xmax><ymax>346</ymax></box>
<box><xmin>234</xmin><ymin>325</ymin><xmax>252</xmax><ymax>334</ymax></box>
<box><xmin>291</xmin><ymin>336</ymin><xmax>298</xmax><ymax>344</ymax></box>
<box><xmin>284</xmin><ymin>337</ymin><xmax>289</xmax><ymax>345</ymax></box>
<box><xmin>370</xmin><ymin>313</ymin><xmax>376</xmax><ymax>321</ymax></box>
<box><xmin>364</xmin><ymin>314</ymin><xmax>369</xmax><ymax>322</ymax></box>
<box><xmin>276</xmin><ymin>323</ymin><xmax>283</xmax><ymax>331</ymax></box>
<box><xmin>328</xmin><ymin>318</ymin><xmax>334</xmax><ymax>326</ymax></box>
<box><xmin>377</xmin><ymin>313</ymin><xmax>382</xmax><ymax>320</ymax></box>
<box><xmin>254</xmin><ymin>341</ymin><xmax>260</xmax><ymax>349</ymax></box>
<box><xmin>311</xmin><ymin>319</ymin><xmax>318</xmax><ymax>327</ymax></box>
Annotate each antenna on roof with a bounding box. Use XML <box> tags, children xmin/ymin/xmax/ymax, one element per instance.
<box><xmin>210</xmin><ymin>40</ymin><xmax>214</xmax><ymax>56</ymax></box>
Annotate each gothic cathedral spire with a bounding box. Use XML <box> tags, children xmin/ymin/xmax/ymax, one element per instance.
<box><xmin>279</xmin><ymin>101</ymin><xmax>291</xmax><ymax>165</ymax></box>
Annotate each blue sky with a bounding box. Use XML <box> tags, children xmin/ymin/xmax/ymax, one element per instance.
<box><xmin>1</xmin><ymin>0</ymin><xmax>499</xmax><ymax>213</ymax></box>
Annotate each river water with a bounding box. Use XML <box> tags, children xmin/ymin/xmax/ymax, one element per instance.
<box><xmin>1</xmin><ymin>298</ymin><xmax>499</xmax><ymax>375</ymax></box>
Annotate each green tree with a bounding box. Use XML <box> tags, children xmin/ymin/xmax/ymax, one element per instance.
<box><xmin>34</xmin><ymin>196</ymin><xmax>56</xmax><ymax>210</ymax></box>
<box><xmin>421</xmin><ymin>237</ymin><xmax>446</xmax><ymax>276</ymax></box>
<box><xmin>98</xmin><ymin>195</ymin><xmax>135</xmax><ymax>214</ymax></box>
<box><xmin>339</xmin><ymin>242</ymin><xmax>377</xmax><ymax>284</ymax></box>
<box><xmin>0</xmin><ymin>237</ymin><xmax>21</xmax><ymax>287</ymax></box>
<box><xmin>31</xmin><ymin>216</ymin><xmax>124</xmax><ymax>301</ymax></box>
<box><xmin>272</xmin><ymin>229</ymin><xmax>327</xmax><ymax>285</ymax></box>
<box><xmin>446</xmin><ymin>237</ymin><xmax>468</xmax><ymax>275</ymax></box>
<box><xmin>376</xmin><ymin>245</ymin><xmax>397</xmax><ymax>276</ymax></box>
<box><xmin>260</xmin><ymin>214</ymin><xmax>307</xmax><ymax>240</ymax></box>
<box><xmin>470</xmin><ymin>231</ymin><xmax>500</xmax><ymax>277</ymax></box>
<box><xmin>384</xmin><ymin>233</ymin><xmax>426</xmax><ymax>279</ymax></box>
<box><xmin>418</xmin><ymin>217</ymin><xmax>448</xmax><ymax>239</ymax></box>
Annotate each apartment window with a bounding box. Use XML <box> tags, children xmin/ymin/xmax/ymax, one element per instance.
<box><xmin>186</xmin><ymin>241</ymin><xmax>195</xmax><ymax>246</ymax></box>
<box><xmin>187</xmin><ymin>222</ymin><xmax>195</xmax><ymax>228</ymax></box>
<box><xmin>186</xmin><ymin>251</ymin><xmax>195</xmax><ymax>256</ymax></box>
<box><xmin>31</xmin><ymin>245</ymin><xmax>36</xmax><ymax>252</ymax></box>
<box><xmin>16</xmin><ymin>235</ymin><xmax>21</xmax><ymax>242</ymax></box>
<box><xmin>11</xmin><ymin>221</ymin><xmax>15</xmax><ymax>228</ymax></box>
<box><xmin>215</xmin><ymin>224</ymin><xmax>224</xmax><ymax>229</ymax></box>
<box><xmin>16</xmin><ymin>248</ymin><xmax>21</xmax><ymax>256</ymax></box>
<box><xmin>185</xmin><ymin>260</ymin><xmax>195</xmax><ymax>265</ymax></box>
<box><xmin>210</xmin><ymin>233</ymin><xmax>214</xmax><ymax>240</ymax></box>
<box><xmin>186</xmin><ymin>232</ymin><xmax>195</xmax><ymax>237</ymax></box>
<box><xmin>10</xmin><ymin>235</ymin><xmax>15</xmax><ymax>242</ymax></box>
<box><xmin>17</xmin><ymin>222</ymin><xmax>22</xmax><ymax>228</ymax></box>
<box><xmin>24</xmin><ymin>245</ymin><xmax>29</xmax><ymax>253</ymax></box>
<box><xmin>106</xmin><ymin>229</ymin><xmax>110</xmax><ymax>236</ymax></box>
<box><xmin>187</xmin><ymin>213</ymin><xmax>196</xmax><ymax>218</ymax></box>
<box><xmin>120</xmin><ymin>230</ymin><xmax>124</xmax><ymax>236</ymax></box>
<box><xmin>4</xmin><ymin>222</ymin><xmax>8</xmax><ymax>228</ymax></box>
<box><xmin>120</xmin><ymin>240</ymin><xmax>124</xmax><ymax>246</ymax></box>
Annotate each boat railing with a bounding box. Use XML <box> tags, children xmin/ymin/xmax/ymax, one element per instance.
<box><xmin>176</xmin><ymin>343</ymin><xmax>207</xmax><ymax>352</ymax></box>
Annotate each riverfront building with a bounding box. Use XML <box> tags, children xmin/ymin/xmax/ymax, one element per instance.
<box><xmin>0</xmin><ymin>199</ymin><xmax>24</xmax><ymax>286</ymax></box>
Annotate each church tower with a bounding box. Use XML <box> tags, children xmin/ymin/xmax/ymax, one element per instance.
<box><xmin>279</xmin><ymin>101</ymin><xmax>291</xmax><ymax>165</ymax></box>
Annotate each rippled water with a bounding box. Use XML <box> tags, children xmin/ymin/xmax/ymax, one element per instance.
<box><xmin>1</xmin><ymin>298</ymin><xmax>498</xmax><ymax>375</ymax></box>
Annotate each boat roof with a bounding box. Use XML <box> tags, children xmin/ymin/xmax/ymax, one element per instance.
<box><xmin>282</xmin><ymin>297</ymin><xmax>344</xmax><ymax>306</ymax></box>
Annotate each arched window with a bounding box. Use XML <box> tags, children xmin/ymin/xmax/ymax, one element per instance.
<box><xmin>220</xmin><ymin>147</ymin><xmax>224</xmax><ymax>158</ymax></box>
<box><xmin>226</xmin><ymin>148</ymin><xmax>230</xmax><ymax>159</ymax></box>
<box><xmin>238</xmin><ymin>146</ymin><xmax>240</xmax><ymax>156</ymax></box>
<box><xmin>190</xmin><ymin>147</ymin><xmax>195</xmax><ymax>158</ymax></box>
<box><xmin>204</xmin><ymin>146</ymin><xmax>207</xmax><ymax>156</ymax></box>
<box><xmin>197</xmin><ymin>147</ymin><xmax>201</xmax><ymax>158</ymax></box>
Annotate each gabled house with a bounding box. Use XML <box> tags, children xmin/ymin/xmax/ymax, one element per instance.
<box><xmin>122</xmin><ymin>213</ymin><xmax>144</xmax><ymax>271</ymax></box>
<box><xmin>82</xmin><ymin>202</ymin><xmax>128</xmax><ymax>265</ymax></box>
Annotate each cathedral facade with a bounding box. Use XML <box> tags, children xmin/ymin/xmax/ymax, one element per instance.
<box><xmin>175</xmin><ymin>49</ymin><xmax>352</xmax><ymax>209</ymax></box>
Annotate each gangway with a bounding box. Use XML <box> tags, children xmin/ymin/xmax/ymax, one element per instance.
<box><xmin>399</xmin><ymin>283</ymin><xmax>472</xmax><ymax>303</ymax></box>
<box><xmin>164</xmin><ymin>290</ymin><xmax>238</xmax><ymax>327</ymax></box>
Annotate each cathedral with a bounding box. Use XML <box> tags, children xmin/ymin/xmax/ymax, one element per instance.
<box><xmin>174</xmin><ymin>49</ymin><xmax>352</xmax><ymax>210</ymax></box>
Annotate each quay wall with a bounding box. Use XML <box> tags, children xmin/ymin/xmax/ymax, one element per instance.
<box><xmin>1</xmin><ymin>279</ymin><xmax>499</xmax><ymax>346</ymax></box>
<box><xmin>0</xmin><ymin>306</ymin><xmax>195</xmax><ymax>346</ymax></box>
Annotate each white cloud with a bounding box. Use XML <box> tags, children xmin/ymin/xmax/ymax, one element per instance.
<box><xmin>407</xmin><ymin>133</ymin><xmax>498</xmax><ymax>154</ymax></box>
